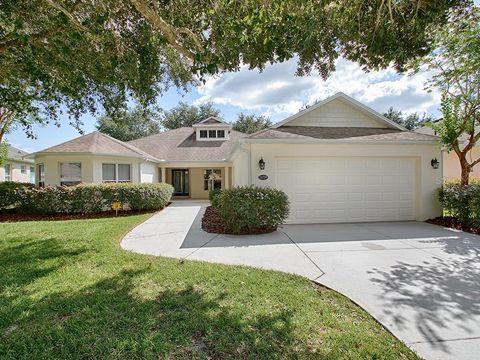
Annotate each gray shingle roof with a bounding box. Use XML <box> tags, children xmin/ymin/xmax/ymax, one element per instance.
<box><xmin>7</xmin><ymin>146</ymin><xmax>33</xmax><ymax>163</ymax></box>
<box><xmin>129</xmin><ymin>127</ymin><xmax>245</xmax><ymax>162</ymax></box>
<box><xmin>36</xmin><ymin>131</ymin><xmax>159</xmax><ymax>161</ymax></box>
<box><xmin>248</xmin><ymin>126</ymin><xmax>439</xmax><ymax>142</ymax></box>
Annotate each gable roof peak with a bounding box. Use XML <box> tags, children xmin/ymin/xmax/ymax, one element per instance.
<box><xmin>272</xmin><ymin>92</ymin><xmax>406</xmax><ymax>131</ymax></box>
<box><xmin>193</xmin><ymin>116</ymin><xmax>231</xmax><ymax>127</ymax></box>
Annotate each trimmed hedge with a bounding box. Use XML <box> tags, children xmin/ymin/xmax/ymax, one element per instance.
<box><xmin>1</xmin><ymin>183</ymin><xmax>174</xmax><ymax>214</ymax></box>
<box><xmin>439</xmin><ymin>183</ymin><xmax>480</xmax><ymax>226</ymax></box>
<box><xmin>0</xmin><ymin>182</ymin><xmax>36</xmax><ymax>209</ymax></box>
<box><xmin>213</xmin><ymin>186</ymin><xmax>289</xmax><ymax>233</ymax></box>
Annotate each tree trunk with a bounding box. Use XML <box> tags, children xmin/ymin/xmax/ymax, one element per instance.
<box><xmin>460</xmin><ymin>159</ymin><xmax>471</xmax><ymax>185</ymax></box>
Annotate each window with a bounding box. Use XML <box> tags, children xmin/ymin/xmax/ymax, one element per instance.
<box><xmin>204</xmin><ymin>169</ymin><xmax>222</xmax><ymax>191</ymax></box>
<box><xmin>102</xmin><ymin>164</ymin><xmax>116</xmax><ymax>182</ymax></box>
<box><xmin>60</xmin><ymin>162</ymin><xmax>81</xmax><ymax>186</ymax></box>
<box><xmin>102</xmin><ymin>163</ymin><xmax>131</xmax><ymax>183</ymax></box>
<box><xmin>197</xmin><ymin>128</ymin><xmax>228</xmax><ymax>140</ymax></box>
<box><xmin>30</xmin><ymin>167</ymin><xmax>35</xmax><ymax>184</ymax></box>
<box><xmin>20</xmin><ymin>165</ymin><xmax>26</xmax><ymax>174</ymax></box>
<box><xmin>4</xmin><ymin>164</ymin><xmax>11</xmax><ymax>181</ymax></box>
<box><xmin>37</xmin><ymin>164</ymin><xmax>45</xmax><ymax>187</ymax></box>
<box><xmin>118</xmin><ymin>164</ymin><xmax>131</xmax><ymax>182</ymax></box>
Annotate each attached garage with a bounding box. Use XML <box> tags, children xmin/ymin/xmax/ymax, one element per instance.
<box><xmin>275</xmin><ymin>157</ymin><xmax>417</xmax><ymax>223</ymax></box>
<box><xmin>239</xmin><ymin>92</ymin><xmax>443</xmax><ymax>224</ymax></box>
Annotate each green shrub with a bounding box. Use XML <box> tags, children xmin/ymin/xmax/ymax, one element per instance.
<box><xmin>439</xmin><ymin>183</ymin><xmax>480</xmax><ymax>226</ymax></box>
<box><xmin>209</xmin><ymin>188</ymin><xmax>222</xmax><ymax>208</ymax></box>
<box><xmin>216</xmin><ymin>186</ymin><xmax>289</xmax><ymax>233</ymax></box>
<box><xmin>0</xmin><ymin>182</ymin><xmax>35</xmax><ymax>209</ymax></box>
<box><xmin>10</xmin><ymin>183</ymin><xmax>173</xmax><ymax>214</ymax></box>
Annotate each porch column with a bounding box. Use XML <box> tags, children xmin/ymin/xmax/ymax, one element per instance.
<box><xmin>224</xmin><ymin>166</ymin><xmax>230</xmax><ymax>189</ymax></box>
<box><xmin>160</xmin><ymin>167</ymin><xmax>166</xmax><ymax>183</ymax></box>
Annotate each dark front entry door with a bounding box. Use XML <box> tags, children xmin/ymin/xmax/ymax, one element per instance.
<box><xmin>172</xmin><ymin>169</ymin><xmax>189</xmax><ymax>196</ymax></box>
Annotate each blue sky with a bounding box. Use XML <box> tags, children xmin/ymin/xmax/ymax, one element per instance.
<box><xmin>5</xmin><ymin>44</ymin><xmax>455</xmax><ymax>153</ymax></box>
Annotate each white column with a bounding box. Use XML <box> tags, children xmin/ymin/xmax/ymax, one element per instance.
<box><xmin>160</xmin><ymin>167</ymin><xmax>166</xmax><ymax>183</ymax></box>
<box><xmin>224</xmin><ymin>166</ymin><xmax>230</xmax><ymax>189</ymax></box>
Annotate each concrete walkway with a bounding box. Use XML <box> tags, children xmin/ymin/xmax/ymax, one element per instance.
<box><xmin>121</xmin><ymin>200</ymin><xmax>480</xmax><ymax>360</ymax></box>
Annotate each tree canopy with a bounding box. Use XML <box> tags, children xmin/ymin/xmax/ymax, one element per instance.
<box><xmin>96</xmin><ymin>106</ymin><xmax>162</xmax><ymax>142</ymax></box>
<box><xmin>0</xmin><ymin>0</ymin><xmax>469</xmax><ymax>166</ymax></box>
<box><xmin>383</xmin><ymin>107</ymin><xmax>434</xmax><ymax>131</ymax></box>
<box><xmin>414</xmin><ymin>6</ymin><xmax>480</xmax><ymax>184</ymax></box>
<box><xmin>232</xmin><ymin>114</ymin><xmax>272</xmax><ymax>134</ymax></box>
<box><xmin>161</xmin><ymin>102</ymin><xmax>221</xmax><ymax>130</ymax></box>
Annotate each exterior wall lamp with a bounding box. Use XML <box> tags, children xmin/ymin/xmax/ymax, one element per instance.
<box><xmin>259</xmin><ymin>157</ymin><xmax>266</xmax><ymax>170</ymax></box>
<box><xmin>431</xmin><ymin>158</ymin><xmax>439</xmax><ymax>169</ymax></box>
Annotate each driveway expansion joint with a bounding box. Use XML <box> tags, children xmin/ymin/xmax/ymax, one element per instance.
<box><xmin>280</xmin><ymin>230</ymin><xmax>326</xmax><ymax>277</ymax></box>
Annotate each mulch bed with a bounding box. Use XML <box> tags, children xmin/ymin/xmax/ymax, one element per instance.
<box><xmin>427</xmin><ymin>216</ymin><xmax>480</xmax><ymax>235</ymax></box>
<box><xmin>201</xmin><ymin>206</ymin><xmax>276</xmax><ymax>235</ymax></box>
<box><xmin>0</xmin><ymin>209</ymin><xmax>156</xmax><ymax>223</ymax></box>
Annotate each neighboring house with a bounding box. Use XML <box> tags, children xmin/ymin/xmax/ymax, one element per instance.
<box><xmin>416</xmin><ymin>120</ymin><xmax>480</xmax><ymax>181</ymax></box>
<box><xmin>0</xmin><ymin>145</ymin><xmax>35</xmax><ymax>183</ymax></box>
<box><xmin>31</xmin><ymin>92</ymin><xmax>442</xmax><ymax>223</ymax></box>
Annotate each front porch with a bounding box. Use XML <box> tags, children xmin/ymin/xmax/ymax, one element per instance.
<box><xmin>160</xmin><ymin>165</ymin><xmax>233</xmax><ymax>199</ymax></box>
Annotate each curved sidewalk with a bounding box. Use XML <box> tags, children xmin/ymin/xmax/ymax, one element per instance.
<box><xmin>121</xmin><ymin>200</ymin><xmax>480</xmax><ymax>360</ymax></box>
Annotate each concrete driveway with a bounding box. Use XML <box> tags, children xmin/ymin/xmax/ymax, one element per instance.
<box><xmin>121</xmin><ymin>201</ymin><xmax>480</xmax><ymax>360</ymax></box>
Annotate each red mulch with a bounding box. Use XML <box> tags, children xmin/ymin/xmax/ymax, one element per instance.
<box><xmin>0</xmin><ymin>210</ymin><xmax>155</xmax><ymax>223</ymax></box>
<box><xmin>201</xmin><ymin>206</ymin><xmax>276</xmax><ymax>235</ymax></box>
<box><xmin>426</xmin><ymin>216</ymin><xmax>480</xmax><ymax>235</ymax></box>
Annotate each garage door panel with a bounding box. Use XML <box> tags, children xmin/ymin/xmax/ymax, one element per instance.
<box><xmin>276</xmin><ymin>157</ymin><xmax>416</xmax><ymax>223</ymax></box>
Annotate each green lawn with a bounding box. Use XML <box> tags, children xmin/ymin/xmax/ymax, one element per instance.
<box><xmin>0</xmin><ymin>215</ymin><xmax>419</xmax><ymax>359</ymax></box>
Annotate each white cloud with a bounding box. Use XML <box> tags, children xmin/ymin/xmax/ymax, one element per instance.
<box><xmin>196</xmin><ymin>58</ymin><xmax>441</xmax><ymax>121</ymax></box>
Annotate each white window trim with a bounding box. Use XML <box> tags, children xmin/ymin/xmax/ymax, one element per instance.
<box><xmin>102</xmin><ymin>163</ymin><xmax>132</xmax><ymax>183</ymax></box>
<box><xmin>20</xmin><ymin>165</ymin><xmax>26</xmax><ymax>174</ymax></box>
<box><xmin>4</xmin><ymin>164</ymin><xmax>11</xmax><ymax>181</ymax></box>
<box><xmin>195</xmin><ymin>127</ymin><xmax>230</xmax><ymax>141</ymax></box>
<box><xmin>203</xmin><ymin>168</ymin><xmax>222</xmax><ymax>191</ymax></box>
<box><xmin>37</xmin><ymin>163</ymin><xmax>45</xmax><ymax>187</ymax></box>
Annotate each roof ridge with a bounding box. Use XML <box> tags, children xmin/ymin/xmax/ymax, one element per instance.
<box><xmin>97</xmin><ymin>132</ymin><xmax>159</xmax><ymax>160</ymax></box>
<box><xmin>128</xmin><ymin>127</ymin><xmax>191</xmax><ymax>143</ymax></box>
<box><xmin>247</xmin><ymin>127</ymin><xmax>274</xmax><ymax>138</ymax></box>
<box><xmin>36</xmin><ymin>131</ymin><xmax>95</xmax><ymax>153</ymax></box>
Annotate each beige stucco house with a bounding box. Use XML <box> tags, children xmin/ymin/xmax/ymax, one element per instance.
<box><xmin>0</xmin><ymin>146</ymin><xmax>35</xmax><ymax>183</ymax></box>
<box><xmin>30</xmin><ymin>92</ymin><xmax>443</xmax><ymax>223</ymax></box>
<box><xmin>416</xmin><ymin>121</ymin><xmax>480</xmax><ymax>181</ymax></box>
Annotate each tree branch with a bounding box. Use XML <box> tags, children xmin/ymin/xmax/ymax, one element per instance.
<box><xmin>471</xmin><ymin>156</ymin><xmax>480</xmax><ymax>168</ymax></box>
<box><xmin>129</xmin><ymin>0</ymin><xmax>201</xmax><ymax>61</ymax></box>
<box><xmin>45</xmin><ymin>0</ymin><xmax>87</xmax><ymax>32</ymax></box>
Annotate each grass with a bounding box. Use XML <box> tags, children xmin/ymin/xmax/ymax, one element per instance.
<box><xmin>0</xmin><ymin>215</ymin><xmax>420</xmax><ymax>359</ymax></box>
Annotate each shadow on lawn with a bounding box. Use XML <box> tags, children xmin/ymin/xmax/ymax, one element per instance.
<box><xmin>368</xmin><ymin>236</ymin><xmax>480</xmax><ymax>354</ymax></box>
<box><xmin>0</xmin><ymin>236</ymin><xmax>89</xmax><ymax>287</ymax></box>
<box><xmin>1</xmin><ymin>265</ymin><xmax>296</xmax><ymax>359</ymax></box>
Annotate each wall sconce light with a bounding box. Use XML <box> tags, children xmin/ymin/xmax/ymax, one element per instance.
<box><xmin>259</xmin><ymin>157</ymin><xmax>266</xmax><ymax>170</ymax></box>
<box><xmin>431</xmin><ymin>158</ymin><xmax>439</xmax><ymax>169</ymax></box>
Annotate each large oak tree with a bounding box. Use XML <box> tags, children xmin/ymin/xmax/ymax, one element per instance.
<box><xmin>0</xmin><ymin>0</ymin><xmax>467</xmax><ymax>156</ymax></box>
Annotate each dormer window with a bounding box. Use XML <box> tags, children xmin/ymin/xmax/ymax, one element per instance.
<box><xmin>193</xmin><ymin>116</ymin><xmax>232</xmax><ymax>141</ymax></box>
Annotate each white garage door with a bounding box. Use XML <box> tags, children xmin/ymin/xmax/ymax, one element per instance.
<box><xmin>276</xmin><ymin>157</ymin><xmax>417</xmax><ymax>223</ymax></box>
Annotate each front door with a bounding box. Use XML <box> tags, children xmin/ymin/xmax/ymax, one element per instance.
<box><xmin>172</xmin><ymin>169</ymin><xmax>189</xmax><ymax>196</ymax></box>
